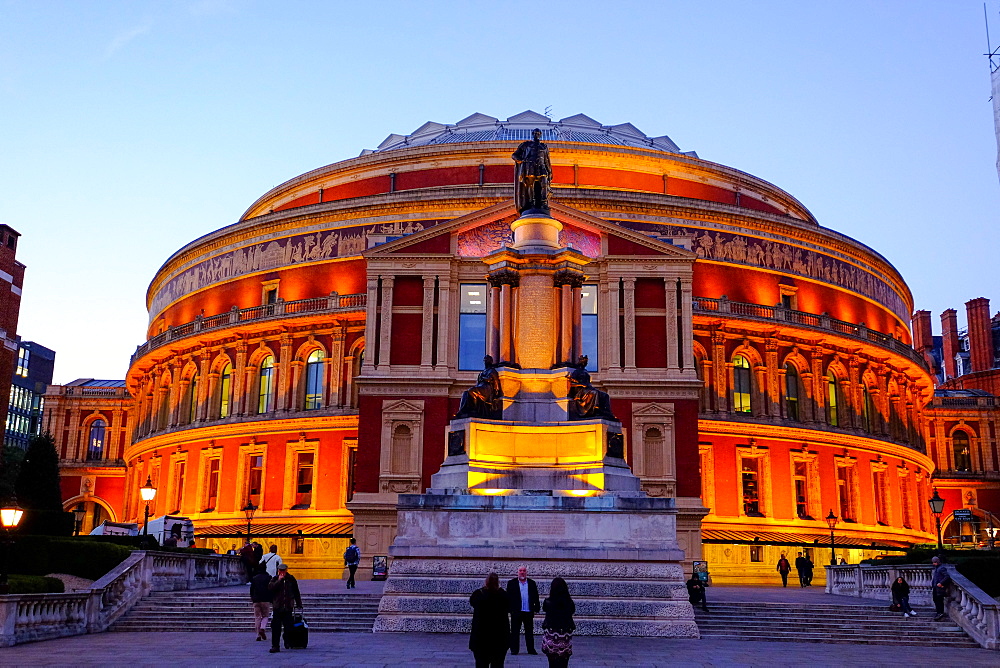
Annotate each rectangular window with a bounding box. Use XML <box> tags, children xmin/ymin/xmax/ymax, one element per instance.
<box><xmin>873</xmin><ymin>470</ymin><xmax>889</xmax><ymax>525</ymax></box>
<box><xmin>749</xmin><ymin>545</ymin><xmax>763</xmax><ymax>562</ymax></box>
<box><xmin>205</xmin><ymin>458</ymin><xmax>220</xmax><ymax>511</ymax></box>
<box><xmin>171</xmin><ymin>461</ymin><xmax>185</xmax><ymax>514</ymax></box>
<box><xmin>219</xmin><ymin>368</ymin><xmax>231</xmax><ymax>418</ymax></box>
<box><xmin>741</xmin><ymin>458</ymin><xmax>763</xmax><ymax>517</ymax></box>
<box><xmin>793</xmin><ymin>461</ymin><xmax>810</xmax><ymax>519</ymax></box>
<box><xmin>837</xmin><ymin>465</ymin><xmax>855</xmax><ymax>522</ymax></box>
<box><xmin>15</xmin><ymin>348</ymin><xmax>29</xmax><ymax>377</ymax></box>
<box><xmin>247</xmin><ymin>455</ymin><xmax>263</xmax><ymax>507</ymax></box>
<box><xmin>458</xmin><ymin>284</ymin><xmax>487</xmax><ymax>370</ymax></box>
<box><xmin>293</xmin><ymin>533</ymin><xmax>305</xmax><ymax>554</ymax></box>
<box><xmin>580</xmin><ymin>285</ymin><xmax>598</xmax><ymax>370</ymax></box>
<box><xmin>294</xmin><ymin>452</ymin><xmax>314</xmax><ymax>508</ymax></box>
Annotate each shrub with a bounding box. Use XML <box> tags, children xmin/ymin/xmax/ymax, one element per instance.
<box><xmin>7</xmin><ymin>575</ymin><xmax>64</xmax><ymax>594</ymax></box>
<box><xmin>10</xmin><ymin>536</ymin><xmax>132</xmax><ymax>580</ymax></box>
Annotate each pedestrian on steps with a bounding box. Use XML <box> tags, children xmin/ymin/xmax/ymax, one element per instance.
<box><xmin>794</xmin><ymin>552</ymin><xmax>807</xmax><ymax>587</ymax></box>
<box><xmin>259</xmin><ymin>544</ymin><xmax>283</xmax><ymax>577</ymax></box>
<box><xmin>344</xmin><ymin>538</ymin><xmax>361</xmax><ymax>589</ymax></box>
<box><xmin>541</xmin><ymin>577</ymin><xmax>575</xmax><ymax>668</ymax></box>
<box><xmin>268</xmin><ymin>563</ymin><xmax>303</xmax><ymax>653</ymax></box>
<box><xmin>891</xmin><ymin>576</ymin><xmax>916</xmax><ymax>617</ymax></box>
<box><xmin>250</xmin><ymin>569</ymin><xmax>273</xmax><ymax>641</ymax></box>
<box><xmin>686</xmin><ymin>574</ymin><xmax>709</xmax><ymax>611</ymax></box>
<box><xmin>470</xmin><ymin>572</ymin><xmax>510</xmax><ymax>668</ymax></box>
<box><xmin>931</xmin><ymin>556</ymin><xmax>952</xmax><ymax>621</ymax></box>
<box><xmin>776</xmin><ymin>553</ymin><xmax>791</xmax><ymax>587</ymax></box>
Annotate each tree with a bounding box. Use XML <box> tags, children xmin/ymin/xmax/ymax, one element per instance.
<box><xmin>15</xmin><ymin>433</ymin><xmax>72</xmax><ymax>536</ymax></box>
<box><xmin>0</xmin><ymin>445</ymin><xmax>25</xmax><ymax>501</ymax></box>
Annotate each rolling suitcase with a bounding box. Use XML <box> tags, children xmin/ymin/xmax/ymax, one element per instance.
<box><xmin>284</xmin><ymin>611</ymin><xmax>308</xmax><ymax>649</ymax></box>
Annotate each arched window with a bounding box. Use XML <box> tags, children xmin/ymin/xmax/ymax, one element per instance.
<box><xmin>953</xmin><ymin>430</ymin><xmax>972</xmax><ymax>472</ymax></box>
<box><xmin>643</xmin><ymin>427</ymin><xmax>664</xmax><ymax>477</ymax></box>
<box><xmin>785</xmin><ymin>364</ymin><xmax>799</xmax><ymax>421</ymax></box>
<box><xmin>861</xmin><ymin>383</ymin><xmax>875</xmax><ymax>433</ymax></box>
<box><xmin>87</xmin><ymin>419</ymin><xmax>106</xmax><ymax>460</ymax></box>
<box><xmin>218</xmin><ymin>363</ymin><xmax>232</xmax><ymax>418</ymax></box>
<box><xmin>391</xmin><ymin>424</ymin><xmax>412</xmax><ymax>474</ymax></box>
<box><xmin>257</xmin><ymin>356</ymin><xmax>275</xmax><ymax>414</ymax></box>
<box><xmin>304</xmin><ymin>350</ymin><xmax>324</xmax><ymax>410</ymax></box>
<box><xmin>186</xmin><ymin>372</ymin><xmax>199</xmax><ymax>424</ymax></box>
<box><xmin>733</xmin><ymin>355</ymin><xmax>752</xmax><ymax>413</ymax></box>
<box><xmin>826</xmin><ymin>372</ymin><xmax>839</xmax><ymax>426</ymax></box>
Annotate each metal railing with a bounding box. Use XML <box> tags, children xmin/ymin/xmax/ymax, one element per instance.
<box><xmin>826</xmin><ymin>563</ymin><xmax>999</xmax><ymax>649</ymax></box>
<box><xmin>693</xmin><ymin>296</ymin><xmax>927</xmax><ymax>369</ymax></box>
<box><xmin>131</xmin><ymin>292</ymin><xmax>366</xmax><ymax>365</ymax></box>
<box><xmin>0</xmin><ymin>550</ymin><xmax>244</xmax><ymax>647</ymax></box>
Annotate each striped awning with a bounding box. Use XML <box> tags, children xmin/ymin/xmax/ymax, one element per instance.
<box><xmin>701</xmin><ymin>528</ymin><xmax>911</xmax><ymax>550</ymax></box>
<box><xmin>194</xmin><ymin>521</ymin><xmax>353</xmax><ymax>538</ymax></box>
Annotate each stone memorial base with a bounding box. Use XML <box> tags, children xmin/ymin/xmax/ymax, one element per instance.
<box><xmin>373</xmin><ymin>493</ymin><xmax>699</xmax><ymax>637</ymax></box>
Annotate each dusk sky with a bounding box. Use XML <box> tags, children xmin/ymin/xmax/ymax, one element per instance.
<box><xmin>1</xmin><ymin>0</ymin><xmax>998</xmax><ymax>384</ymax></box>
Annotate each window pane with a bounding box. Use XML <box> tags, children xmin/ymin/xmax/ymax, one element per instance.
<box><xmin>87</xmin><ymin>420</ymin><xmax>105</xmax><ymax>460</ymax></box>
<box><xmin>458</xmin><ymin>313</ymin><xmax>487</xmax><ymax>370</ymax></box>
<box><xmin>460</xmin><ymin>284</ymin><xmax>487</xmax><ymax>313</ymax></box>
<box><xmin>219</xmin><ymin>364</ymin><xmax>232</xmax><ymax>418</ymax></box>
<box><xmin>295</xmin><ymin>452</ymin><xmax>314</xmax><ymax>507</ymax></box>
<box><xmin>248</xmin><ymin>455</ymin><xmax>263</xmax><ymax>506</ymax></box>
<box><xmin>258</xmin><ymin>357</ymin><xmax>274</xmax><ymax>414</ymax></box>
<box><xmin>733</xmin><ymin>356</ymin><xmax>752</xmax><ymax>413</ymax></box>
<box><xmin>305</xmin><ymin>352</ymin><xmax>324</xmax><ymax>410</ymax></box>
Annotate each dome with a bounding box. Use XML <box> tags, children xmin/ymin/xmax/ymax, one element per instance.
<box><xmin>364</xmin><ymin>110</ymin><xmax>696</xmax><ymax>157</ymax></box>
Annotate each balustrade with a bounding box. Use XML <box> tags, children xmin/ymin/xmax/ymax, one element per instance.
<box><xmin>826</xmin><ymin>563</ymin><xmax>1000</xmax><ymax>649</ymax></box>
<box><xmin>0</xmin><ymin>550</ymin><xmax>243</xmax><ymax>647</ymax></box>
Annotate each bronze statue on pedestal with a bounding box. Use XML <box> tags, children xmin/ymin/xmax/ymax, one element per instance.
<box><xmin>512</xmin><ymin>128</ymin><xmax>553</xmax><ymax>216</ymax></box>
<box><xmin>454</xmin><ymin>355</ymin><xmax>504</xmax><ymax>420</ymax></box>
<box><xmin>567</xmin><ymin>355</ymin><xmax>617</xmax><ymax>421</ymax></box>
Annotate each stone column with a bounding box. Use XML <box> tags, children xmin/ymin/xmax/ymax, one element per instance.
<box><xmin>362</xmin><ymin>277</ymin><xmax>379</xmax><ymax>371</ymax></box>
<box><xmin>378</xmin><ymin>276</ymin><xmax>394</xmax><ymax>368</ymax></box>
<box><xmin>623</xmin><ymin>277</ymin><xmax>636</xmax><ymax>370</ymax></box>
<box><xmin>515</xmin><ymin>272</ymin><xmax>556</xmax><ymax>369</ymax></box>
<box><xmin>499</xmin><ymin>282</ymin><xmax>513</xmax><ymax>364</ymax></box>
<box><xmin>421</xmin><ymin>276</ymin><xmax>436</xmax><ymax>367</ymax></box>
<box><xmin>665</xmin><ymin>278</ymin><xmax>678</xmax><ymax>371</ymax></box>
<box><xmin>487</xmin><ymin>283</ymin><xmax>501</xmax><ymax>362</ymax></box>
<box><xmin>680</xmin><ymin>278</ymin><xmax>694</xmax><ymax>371</ymax></box>
<box><xmin>343</xmin><ymin>356</ymin><xmax>355</xmax><ymax>408</ymax></box>
<box><xmin>196</xmin><ymin>354</ymin><xmax>210</xmax><ymax>422</ymax></box>
<box><xmin>327</xmin><ymin>328</ymin><xmax>345</xmax><ymax>408</ymax></box>
<box><xmin>711</xmin><ymin>332</ymin><xmax>727</xmax><ymax>414</ymax></box>
<box><xmin>277</xmin><ymin>334</ymin><xmax>293</xmax><ymax>411</ymax></box>
<box><xmin>436</xmin><ymin>273</ymin><xmax>452</xmax><ymax>369</ymax></box>
<box><xmin>571</xmin><ymin>283</ymin><xmax>583</xmax><ymax>363</ymax></box>
<box><xmin>167</xmin><ymin>361</ymin><xmax>182</xmax><ymax>427</ymax></box>
<box><xmin>559</xmin><ymin>282</ymin><xmax>573</xmax><ymax>364</ymax></box>
<box><xmin>607</xmin><ymin>279</ymin><xmax>621</xmax><ymax>369</ymax></box>
<box><xmin>233</xmin><ymin>341</ymin><xmax>248</xmax><ymax>416</ymax></box>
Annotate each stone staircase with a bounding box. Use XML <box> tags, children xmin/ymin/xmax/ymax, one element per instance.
<box><xmin>112</xmin><ymin>590</ymin><xmax>381</xmax><ymax>633</ymax></box>
<box><xmin>694</xmin><ymin>601</ymin><xmax>979</xmax><ymax>647</ymax></box>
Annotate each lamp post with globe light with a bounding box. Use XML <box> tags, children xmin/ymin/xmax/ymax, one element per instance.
<box><xmin>0</xmin><ymin>498</ymin><xmax>25</xmax><ymax>594</ymax></box>
<box><xmin>139</xmin><ymin>476</ymin><xmax>157</xmax><ymax>538</ymax></box>
<box><xmin>928</xmin><ymin>489</ymin><xmax>946</xmax><ymax>552</ymax></box>
<box><xmin>825</xmin><ymin>509</ymin><xmax>839</xmax><ymax>566</ymax></box>
<box><xmin>242</xmin><ymin>501</ymin><xmax>257</xmax><ymax>543</ymax></box>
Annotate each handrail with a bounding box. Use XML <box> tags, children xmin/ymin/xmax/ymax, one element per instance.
<box><xmin>0</xmin><ymin>550</ymin><xmax>244</xmax><ymax>647</ymax></box>
<box><xmin>131</xmin><ymin>292</ymin><xmax>367</xmax><ymax>365</ymax></box>
<box><xmin>826</xmin><ymin>563</ymin><xmax>1000</xmax><ymax>649</ymax></box>
<box><xmin>693</xmin><ymin>296</ymin><xmax>927</xmax><ymax>369</ymax></box>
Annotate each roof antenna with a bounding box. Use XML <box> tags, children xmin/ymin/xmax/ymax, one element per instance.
<box><xmin>544</xmin><ymin>105</ymin><xmax>553</xmax><ymax>119</ymax></box>
<box><xmin>986</xmin><ymin>3</ymin><xmax>1000</xmax><ymax>74</ymax></box>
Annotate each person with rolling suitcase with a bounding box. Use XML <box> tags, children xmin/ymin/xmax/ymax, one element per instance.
<box><xmin>268</xmin><ymin>563</ymin><xmax>303</xmax><ymax>653</ymax></box>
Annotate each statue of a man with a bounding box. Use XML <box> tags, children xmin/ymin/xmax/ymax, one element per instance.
<box><xmin>454</xmin><ymin>355</ymin><xmax>504</xmax><ymax>420</ymax></box>
<box><xmin>512</xmin><ymin>128</ymin><xmax>553</xmax><ymax>216</ymax></box>
<box><xmin>567</xmin><ymin>355</ymin><xmax>617</xmax><ymax>421</ymax></box>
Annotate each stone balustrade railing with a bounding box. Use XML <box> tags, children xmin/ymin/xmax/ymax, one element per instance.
<box><xmin>130</xmin><ymin>292</ymin><xmax>367</xmax><ymax>365</ymax></box>
<box><xmin>693</xmin><ymin>296</ymin><xmax>928</xmax><ymax>369</ymax></box>
<box><xmin>0</xmin><ymin>550</ymin><xmax>244</xmax><ymax>647</ymax></box>
<box><xmin>826</xmin><ymin>563</ymin><xmax>1000</xmax><ymax>649</ymax></box>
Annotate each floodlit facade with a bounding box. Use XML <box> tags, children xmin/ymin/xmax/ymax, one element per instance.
<box><xmin>51</xmin><ymin>112</ymin><xmax>946</xmax><ymax>581</ymax></box>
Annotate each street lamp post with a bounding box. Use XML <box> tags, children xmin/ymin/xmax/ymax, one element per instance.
<box><xmin>825</xmin><ymin>509</ymin><xmax>839</xmax><ymax>566</ymax></box>
<box><xmin>0</xmin><ymin>498</ymin><xmax>25</xmax><ymax>595</ymax></box>
<box><xmin>242</xmin><ymin>501</ymin><xmax>257</xmax><ymax>543</ymax></box>
<box><xmin>928</xmin><ymin>489</ymin><xmax>946</xmax><ymax>552</ymax></box>
<box><xmin>72</xmin><ymin>506</ymin><xmax>86</xmax><ymax>536</ymax></box>
<box><xmin>139</xmin><ymin>476</ymin><xmax>157</xmax><ymax>538</ymax></box>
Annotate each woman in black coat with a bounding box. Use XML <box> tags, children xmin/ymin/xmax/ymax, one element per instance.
<box><xmin>891</xmin><ymin>576</ymin><xmax>915</xmax><ymax>617</ymax></box>
<box><xmin>541</xmin><ymin>577</ymin><xmax>575</xmax><ymax>668</ymax></box>
<box><xmin>470</xmin><ymin>572</ymin><xmax>510</xmax><ymax>668</ymax></box>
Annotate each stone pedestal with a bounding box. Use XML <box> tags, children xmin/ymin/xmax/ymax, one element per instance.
<box><xmin>373</xmin><ymin>494</ymin><xmax>699</xmax><ymax>637</ymax></box>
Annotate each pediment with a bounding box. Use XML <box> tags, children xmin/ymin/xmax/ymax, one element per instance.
<box><xmin>365</xmin><ymin>200</ymin><xmax>695</xmax><ymax>261</ymax></box>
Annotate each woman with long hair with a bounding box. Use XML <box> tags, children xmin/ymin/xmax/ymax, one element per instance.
<box><xmin>470</xmin><ymin>572</ymin><xmax>510</xmax><ymax>667</ymax></box>
<box><xmin>891</xmin><ymin>575</ymin><xmax>916</xmax><ymax>617</ymax></box>
<box><xmin>541</xmin><ymin>577</ymin><xmax>575</xmax><ymax>668</ymax></box>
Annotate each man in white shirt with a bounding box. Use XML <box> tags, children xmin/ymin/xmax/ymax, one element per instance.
<box><xmin>259</xmin><ymin>544</ymin><xmax>283</xmax><ymax>577</ymax></box>
<box><xmin>506</xmin><ymin>565</ymin><xmax>540</xmax><ymax>655</ymax></box>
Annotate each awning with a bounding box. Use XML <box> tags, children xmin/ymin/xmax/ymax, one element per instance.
<box><xmin>194</xmin><ymin>521</ymin><xmax>353</xmax><ymax>538</ymax></box>
<box><xmin>701</xmin><ymin>528</ymin><xmax>911</xmax><ymax>550</ymax></box>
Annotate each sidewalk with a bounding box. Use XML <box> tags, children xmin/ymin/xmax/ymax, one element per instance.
<box><xmin>0</xmin><ymin>630</ymin><xmax>996</xmax><ymax>666</ymax></box>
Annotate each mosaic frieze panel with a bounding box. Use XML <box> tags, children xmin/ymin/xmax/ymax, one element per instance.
<box><xmin>149</xmin><ymin>220</ymin><xmax>441</xmax><ymax>318</ymax></box>
<box><xmin>456</xmin><ymin>219</ymin><xmax>602</xmax><ymax>258</ymax></box>
<box><xmin>616</xmin><ymin>221</ymin><xmax>908</xmax><ymax>321</ymax></box>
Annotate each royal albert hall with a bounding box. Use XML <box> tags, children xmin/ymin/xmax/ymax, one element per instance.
<box><xmin>120</xmin><ymin>111</ymin><xmax>936</xmax><ymax>582</ymax></box>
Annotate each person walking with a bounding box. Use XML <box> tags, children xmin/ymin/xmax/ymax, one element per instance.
<box><xmin>776</xmin><ymin>553</ymin><xmax>791</xmax><ymax>587</ymax></box>
<box><xmin>931</xmin><ymin>556</ymin><xmax>952</xmax><ymax>621</ymax></box>
<box><xmin>259</xmin><ymin>544</ymin><xmax>283</xmax><ymax>577</ymax></box>
<box><xmin>541</xmin><ymin>577</ymin><xmax>575</xmax><ymax>668</ymax></box>
<box><xmin>686</xmin><ymin>574</ymin><xmax>709</xmax><ymax>611</ymax></box>
<box><xmin>470</xmin><ymin>572</ymin><xmax>510</xmax><ymax>668</ymax></box>
<box><xmin>891</xmin><ymin>576</ymin><xmax>916</xmax><ymax>617</ymax></box>
<box><xmin>344</xmin><ymin>538</ymin><xmax>361</xmax><ymax>589</ymax></box>
<box><xmin>794</xmin><ymin>552</ymin><xmax>807</xmax><ymax>587</ymax></box>
<box><xmin>267</xmin><ymin>563</ymin><xmax>303</xmax><ymax>653</ymax></box>
<box><xmin>803</xmin><ymin>553</ymin><xmax>814</xmax><ymax>586</ymax></box>
<box><xmin>250</xmin><ymin>568</ymin><xmax>273</xmax><ymax>641</ymax></box>
<box><xmin>506</xmin><ymin>565</ymin><xmax>540</xmax><ymax>655</ymax></box>
<box><xmin>239</xmin><ymin>539</ymin><xmax>259</xmax><ymax>582</ymax></box>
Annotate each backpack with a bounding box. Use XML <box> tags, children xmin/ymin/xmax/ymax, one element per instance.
<box><xmin>344</xmin><ymin>545</ymin><xmax>360</xmax><ymax>565</ymax></box>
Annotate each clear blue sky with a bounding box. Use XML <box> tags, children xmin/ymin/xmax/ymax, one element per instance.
<box><xmin>1</xmin><ymin>0</ymin><xmax>998</xmax><ymax>383</ymax></box>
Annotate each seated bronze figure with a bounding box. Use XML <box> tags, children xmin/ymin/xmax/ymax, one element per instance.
<box><xmin>454</xmin><ymin>355</ymin><xmax>504</xmax><ymax>420</ymax></box>
<box><xmin>567</xmin><ymin>355</ymin><xmax>617</xmax><ymax>421</ymax></box>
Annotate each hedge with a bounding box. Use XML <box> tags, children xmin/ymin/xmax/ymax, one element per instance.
<box><xmin>10</xmin><ymin>536</ymin><xmax>133</xmax><ymax>580</ymax></box>
<box><xmin>7</xmin><ymin>575</ymin><xmax>65</xmax><ymax>594</ymax></box>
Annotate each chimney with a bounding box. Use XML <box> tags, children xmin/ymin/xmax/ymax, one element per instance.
<box><xmin>911</xmin><ymin>310</ymin><xmax>933</xmax><ymax>351</ymax></box>
<box><xmin>941</xmin><ymin>309</ymin><xmax>959</xmax><ymax>379</ymax></box>
<box><xmin>966</xmin><ymin>297</ymin><xmax>993</xmax><ymax>373</ymax></box>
